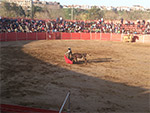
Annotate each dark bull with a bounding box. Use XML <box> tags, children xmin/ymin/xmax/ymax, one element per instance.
<box><xmin>71</xmin><ymin>53</ymin><xmax>88</xmax><ymax>64</ymax></box>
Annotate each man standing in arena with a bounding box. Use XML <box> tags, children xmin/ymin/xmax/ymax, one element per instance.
<box><xmin>65</xmin><ymin>47</ymin><xmax>72</xmax><ymax>60</ymax></box>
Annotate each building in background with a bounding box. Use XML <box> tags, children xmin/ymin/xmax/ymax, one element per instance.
<box><xmin>4</xmin><ymin>0</ymin><xmax>62</xmax><ymax>9</ymax></box>
<box><xmin>5</xmin><ymin>0</ymin><xmax>32</xmax><ymax>9</ymax></box>
<box><xmin>131</xmin><ymin>5</ymin><xmax>146</xmax><ymax>11</ymax></box>
<box><xmin>33</xmin><ymin>0</ymin><xmax>62</xmax><ymax>9</ymax></box>
<box><xmin>3</xmin><ymin>0</ymin><xmax>149</xmax><ymax>11</ymax></box>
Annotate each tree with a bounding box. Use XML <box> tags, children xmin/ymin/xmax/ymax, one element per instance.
<box><xmin>63</xmin><ymin>8</ymin><xmax>72</xmax><ymax>20</ymax></box>
<box><xmin>2</xmin><ymin>1</ymin><xmax>26</xmax><ymax>17</ymax></box>
<box><xmin>32</xmin><ymin>5</ymin><xmax>43</xmax><ymax>18</ymax></box>
<box><xmin>35</xmin><ymin>5</ymin><xmax>64</xmax><ymax>19</ymax></box>
<box><xmin>3</xmin><ymin>2</ymin><xmax>11</xmax><ymax>11</ymax></box>
<box><xmin>73</xmin><ymin>9</ymin><xmax>88</xmax><ymax>20</ymax></box>
<box><xmin>88</xmin><ymin>6</ymin><xmax>104</xmax><ymax>20</ymax></box>
<box><xmin>17</xmin><ymin>6</ymin><xmax>26</xmax><ymax>17</ymax></box>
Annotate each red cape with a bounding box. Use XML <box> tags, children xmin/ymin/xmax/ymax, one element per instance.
<box><xmin>64</xmin><ymin>55</ymin><xmax>73</xmax><ymax>64</ymax></box>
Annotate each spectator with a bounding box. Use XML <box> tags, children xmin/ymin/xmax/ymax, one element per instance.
<box><xmin>1</xmin><ymin>17</ymin><xmax>150</xmax><ymax>34</ymax></box>
<box><xmin>121</xmin><ymin>18</ymin><xmax>123</xmax><ymax>24</ymax></box>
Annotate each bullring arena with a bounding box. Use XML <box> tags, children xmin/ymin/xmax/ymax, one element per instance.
<box><xmin>1</xmin><ymin>17</ymin><xmax>150</xmax><ymax>113</ymax></box>
<box><xmin>1</xmin><ymin>37</ymin><xmax>150</xmax><ymax>112</ymax></box>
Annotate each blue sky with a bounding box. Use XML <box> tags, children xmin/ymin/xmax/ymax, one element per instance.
<box><xmin>40</xmin><ymin>0</ymin><xmax>150</xmax><ymax>8</ymax></box>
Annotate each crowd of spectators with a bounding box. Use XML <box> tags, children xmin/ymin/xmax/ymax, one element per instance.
<box><xmin>0</xmin><ymin>17</ymin><xmax>150</xmax><ymax>34</ymax></box>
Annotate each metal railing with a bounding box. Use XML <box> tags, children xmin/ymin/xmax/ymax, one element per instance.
<box><xmin>59</xmin><ymin>91</ymin><xmax>71</xmax><ymax>113</ymax></box>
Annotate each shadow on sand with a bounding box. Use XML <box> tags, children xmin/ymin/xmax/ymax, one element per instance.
<box><xmin>73</xmin><ymin>58</ymin><xmax>112</xmax><ymax>64</ymax></box>
<box><xmin>0</xmin><ymin>40</ymin><xmax>149</xmax><ymax>113</ymax></box>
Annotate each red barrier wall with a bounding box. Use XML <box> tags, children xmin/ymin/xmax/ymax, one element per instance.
<box><xmin>91</xmin><ymin>33</ymin><xmax>96</xmax><ymax>40</ymax></box>
<box><xmin>47</xmin><ymin>33</ymin><xmax>54</xmax><ymax>40</ymax></box>
<box><xmin>101</xmin><ymin>33</ymin><xmax>111</xmax><ymax>41</ymax></box>
<box><xmin>54</xmin><ymin>32</ymin><xmax>61</xmax><ymax>39</ymax></box>
<box><xmin>61</xmin><ymin>33</ymin><xmax>71</xmax><ymax>40</ymax></box>
<box><xmin>71</xmin><ymin>33</ymin><xmax>81</xmax><ymax>40</ymax></box>
<box><xmin>0</xmin><ymin>104</ymin><xmax>65</xmax><ymax>113</ymax></box>
<box><xmin>7</xmin><ymin>32</ymin><xmax>17</xmax><ymax>41</ymax></box>
<box><xmin>135</xmin><ymin>35</ymin><xmax>143</xmax><ymax>43</ymax></box>
<box><xmin>111</xmin><ymin>33</ymin><xmax>122</xmax><ymax>41</ymax></box>
<box><xmin>143</xmin><ymin>35</ymin><xmax>150</xmax><ymax>43</ymax></box>
<box><xmin>91</xmin><ymin>33</ymin><xmax>100</xmax><ymax>40</ymax></box>
<box><xmin>81</xmin><ymin>33</ymin><xmax>90</xmax><ymax>40</ymax></box>
<box><xmin>0</xmin><ymin>32</ymin><xmax>149</xmax><ymax>43</ymax></box>
<box><xmin>0</xmin><ymin>33</ymin><xmax>5</xmax><ymax>41</ymax></box>
<box><xmin>95</xmin><ymin>33</ymin><xmax>100</xmax><ymax>40</ymax></box>
<box><xmin>17</xmin><ymin>32</ymin><xmax>27</xmax><ymax>41</ymax></box>
<box><xmin>37</xmin><ymin>32</ymin><xmax>46</xmax><ymax>40</ymax></box>
<box><xmin>27</xmin><ymin>32</ymin><xmax>36</xmax><ymax>40</ymax></box>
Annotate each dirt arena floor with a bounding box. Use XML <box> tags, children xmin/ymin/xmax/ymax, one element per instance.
<box><xmin>0</xmin><ymin>40</ymin><xmax>150</xmax><ymax>113</ymax></box>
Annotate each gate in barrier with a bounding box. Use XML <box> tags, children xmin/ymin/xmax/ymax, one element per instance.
<box><xmin>55</xmin><ymin>32</ymin><xmax>61</xmax><ymax>39</ymax></box>
<box><xmin>47</xmin><ymin>32</ymin><xmax>54</xmax><ymax>40</ymax></box>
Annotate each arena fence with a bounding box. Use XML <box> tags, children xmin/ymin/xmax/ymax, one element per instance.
<box><xmin>0</xmin><ymin>32</ymin><xmax>150</xmax><ymax>43</ymax></box>
<box><xmin>0</xmin><ymin>104</ymin><xmax>66</xmax><ymax>113</ymax></box>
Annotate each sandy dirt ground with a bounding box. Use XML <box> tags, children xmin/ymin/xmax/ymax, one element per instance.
<box><xmin>0</xmin><ymin>40</ymin><xmax>150</xmax><ymax>113</ymax></box>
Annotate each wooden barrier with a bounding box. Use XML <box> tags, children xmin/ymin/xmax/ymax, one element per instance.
<box><xmin>0</xmin><ymin>104</ymin><xmax>65</xmax><ymax>113</ymax></box>
<box><xmin>81</xmin><ymin>33</ymin><xmax>90</xmax><ymax>40</ymax></box>
<box><xmin>96</xmin><ymin>33</ymin><xmax>101</xmax><ymax>40</ymax></box>
<box><xmin>111</xmin><ymin>33</ymin><xmax>122</xmax><ymax>41</ymax></box>
<box><xmin>143</xmin><ymin>35</ymin><xmax>150</xmax><ymax>43</ymax></box>
<box><xmin>61</xmin><ymin>33</ymin><xmax>71</xmax><ymax>40</ymax></box>
<box><xmin>71</xmin><ymin>33</ymin><xmax>80</xmax><ymax>40</ymax></box>
<box><xmin>0</xmin><ymin>33</ymin><xmax>5</xmax><ymax>41</ymax></box>
<box><xmin>0</xmin><ymin>32</ymin><xmax>149</xmax><ymax>43</ymax></box>
<box><xmin>26</xmin><ymin>32</ymin><xmax>36</xmax><ymax>40</ymax></box>
<box><xmin>91</xmin><ymin>33</ymin><xmax>96</xmax><ymax>40</ymax></box>
<box><xmin>55</xmin><ymin>32</ymin><xmax>61</xmax><ymax>40</ymax></box>
<box><xmin>101</xmin><ymin>33</ymin><xmax>111</xmax><ymax>41</ymax></box>
<box><xmin>46</xmin><ymin>32</ymin><xmax>54</xmax><ymax>40</ymax></box>
<box><xmin>37</xmin><ymin>32</ymin><xmax>46</xmax><ymax>40</ymax></box>
<box><xmin>17</xmin><ymin>32</ymin><xmax>27</xmax><ymax>41</ymax></box>
<box><xmin>7</xmin><ymin>32</ymin><xmax>17</xmax><ymax>41</ymax></box>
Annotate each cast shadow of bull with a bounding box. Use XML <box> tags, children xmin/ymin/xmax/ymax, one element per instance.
<box><xmin>88</xmin><ymin>58</ymin><xmax>113</xmax><ymax>63</ymax></box>
<box><xmin>73</xmin><ymin>58</ymin><xmax>113</xmax><ymax>64</ymax></box>
<box><xmin>71</xmin><ymin>53</ymin><xmax>113</xmax><ymax>64</ymax></box>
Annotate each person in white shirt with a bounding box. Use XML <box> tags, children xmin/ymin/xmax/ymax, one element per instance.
<box><xmin>65</xmin><ymin>47</ymin><xmax>72</xmax><ymax>59</ymax></box>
